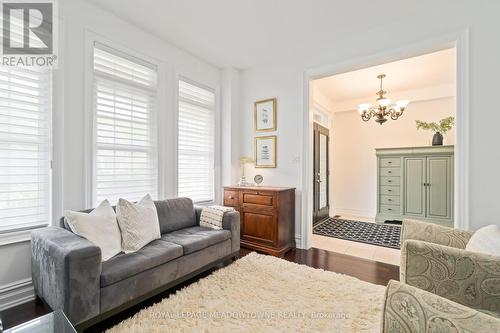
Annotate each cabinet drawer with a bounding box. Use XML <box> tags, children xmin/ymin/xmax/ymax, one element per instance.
<box><xmin>380</xmin><ymin>158</ymin><xmax>400</xmax><ymax>167</ymax></box>
<box><xmin>224</xmin><ymin>190</ymin><xmax>239</xmax><ymax>207</ymax></box>
<box><xmin>242</xmin><ymin>192</ymin><xmax>275</xmax><ymax>207</ymax></box>
<box><xmin>380</xmin><ymin>186</ymin><xmax>400</xmax><ymax>196</ymax></box>
<box><xmin>380</xmin><ymin>167</ymin><xmax>400</xmax><ymax>177</ymax></box>
<box><xmin>380</xmin><ymin>204</ymin><xmax>400</xmax><ymax>215</ymax></box>
<box><xmin>381</xmin><ymin>195</ymin><xmax>400</xmax><ymax>205</ymax></box>
<box><xmin>380</xmin><ymin>176</ymin><xmax>400</xmax><ymax>186</ymax></box>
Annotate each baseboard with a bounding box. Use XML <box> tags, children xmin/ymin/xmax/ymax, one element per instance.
<box><xmin>333</xmin><ymin>208</ymin><xmax>376</xmax><ymax>220</ymax></box>
<box><xmin>294</xmin><ymin>233</ymin><xmax>302</xmax><ymax>248</ymax></box>
<box><xmin>0</xmin><ymin>278</ymin><xmax>35</xmax><ymax>311</ymax></box>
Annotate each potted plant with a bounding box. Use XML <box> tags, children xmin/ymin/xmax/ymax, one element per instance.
<box><xmin>415</xmin><ymin>116</ymin><xmax>455</xmax><ymax>146</ymax></box>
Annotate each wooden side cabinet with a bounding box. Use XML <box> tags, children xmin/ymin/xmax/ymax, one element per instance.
<box><xmin>223</xmin><ymin>186</ymin><xmax>295</xmax><ymax>257</ymax></box>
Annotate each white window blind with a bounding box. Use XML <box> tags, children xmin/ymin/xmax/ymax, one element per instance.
<box><xmin>0</xmin><ymin>67</ymin><xmax>51</xmax><ymax>232</ymax></box>
<box><xmin>93</xmin><ymin>43</ymin><xmax>158</xmax><ymax>205</ymax></box>
<box><xmin>177</xmin><ymin>79</ymin><xmax>215</xmax><ymax>203</ymax></box>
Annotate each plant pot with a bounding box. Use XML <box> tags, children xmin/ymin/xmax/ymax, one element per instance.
<box><xmin>432</xmin><ymin>132</ymin><xmax>443</xmax><ymax>146</ymax></box>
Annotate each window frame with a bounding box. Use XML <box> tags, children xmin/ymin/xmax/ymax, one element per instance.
<box><xmin>0</xmin><ymin>67</ymin><xmax>53</xmax><ymax>237</ymax></box>
<box><xmin>176</xmin><ymin>76</ymin><xmax>218</xmax><ymax>205</ymax></box>
<box><xmin>88</xmin><ymin>39</ymin><xmax>161</xmax><ymax>207</ymax></box>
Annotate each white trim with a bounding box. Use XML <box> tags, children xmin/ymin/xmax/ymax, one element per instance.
<box><xmin>0</xmin><ymin>229</ymin><xmax>34</xmax><ymax>246</ymax></box>
<box><xmin>301</xmin><ymin>29</ymin><xmax>470</xmax><ymax>249</ymax></box>
<box><xmin>333</xmin><ymin>208</ymin><xmax>376</xmax><ymax>220</ymax></box>
<box><xmin>294</xmin><ymin>233</ymin><xmax>302</xmax><ymax>246</ymax></box>
<box><xmin>0</xmin><ymin>278</ymin><xmax>35</xmax><ymax>311</ymax></box>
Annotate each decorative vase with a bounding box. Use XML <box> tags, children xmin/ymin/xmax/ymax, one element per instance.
<box><xmin>432</xmin><ymin>132</ymin><xmax>443</xmax><ymax>146</ymax></box>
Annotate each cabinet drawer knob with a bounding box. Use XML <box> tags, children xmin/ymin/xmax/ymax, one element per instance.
<box><xmin>388</xmin><ymin>208</ymin><xmax>392</xmax><ymax>211</ymax></box>
<box><xmin>388</xmin><ymin>199</ymin><xmax>393</xmax><ymax>202</ymax></box>
<box><xmin>388</xmin><ymin>180</ymin><xmax>392</xmax><ymax>183</ymax></box>
<box><xmin>388</xmin><ymin>171</ymin><xmax>392</xmax><ymax>174</ymax></box>
<box><xmin>388</xmin><ymin>189</ymin><xmax>392</xmax><ymax>192</ymax></box>
<box><xmin>388</xmin><ymin>161</ymin><xmax>392</xmax><ymax>164</ymax></box>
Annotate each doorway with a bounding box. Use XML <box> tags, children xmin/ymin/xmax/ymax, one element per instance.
<box><xmin>313</xmin><ymin>123</ymin><xmax>330</xmax><ymax>223</ymax></box>
<box><xmin>300</xmin><ymin>40</ymin><xmax>465</xmax><ymax>261</ymax></box>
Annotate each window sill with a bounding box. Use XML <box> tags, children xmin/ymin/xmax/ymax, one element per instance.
<box><xmin>194</xmin><ymin>200</ymin><xmax>216</xmax><ymax>207</ymax></box>
<box><xmin>0</xmin><ymin>224</ymin><xmax>48</xmax><ymax>246</ymax></box>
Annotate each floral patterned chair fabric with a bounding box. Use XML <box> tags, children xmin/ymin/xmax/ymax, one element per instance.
<box><xmin>401</xmin><ymin>219</ymin><xmax>473</xmax><ymax>249</ymax></box>
<box><xmin>382</xmin><ymin>280</ymin><xmax>500</xmax><ymax>333</ymax></box>
<box><xmin>381</xmin><ymin>219</ymin><xmax>500</xmax><ymax>332</ymax></box>
<box><xmin>400</xmin><ymin>219</ymin><xmax>500</xmax><ymax>313</ymax></box>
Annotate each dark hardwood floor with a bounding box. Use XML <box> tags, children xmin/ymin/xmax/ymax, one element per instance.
<box><xmin>0</xmin><ymin>247</ymin><xmax>399</xmax><ymax>332</ymax></box>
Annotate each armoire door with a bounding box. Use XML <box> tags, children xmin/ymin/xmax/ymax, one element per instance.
<box><xmin>404</xmin><ymin>157</ymin><xmax>426</xmax><ymax>217</ymax></box>
<box><xmin>426</xmin><ymin>156</ymin><xmax>453</xmax><ymax>220</ymax></box>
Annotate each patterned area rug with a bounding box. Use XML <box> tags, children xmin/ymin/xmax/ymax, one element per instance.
<box><xmin>313</xmin><ymin>217</ymin><xmax>401</xmax><ymax>249</ymax></box>
<box><xmin>106</xmin><ymin>253</ymin><xmax>385</xmax><ymax>333</ymax></box>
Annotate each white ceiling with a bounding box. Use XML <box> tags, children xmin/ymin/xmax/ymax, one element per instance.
<box><xmin>86</xmin><ymin>0</ymin><xmax>455</xmax><ymax>69</ymax></box>
<box><xmin>313</xmin><ymin>48</ymin><xmax>456</xmax><ymax>104</ymax></box>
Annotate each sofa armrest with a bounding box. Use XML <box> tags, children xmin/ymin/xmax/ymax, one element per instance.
<box><xmin>195</xmin><ymin>206</ymin><xmax>240</xmax><ymax>254</ymax></box>
<box><xmin>222</xmin><ymin>210</ymin><xmax>240</xmax><ymax>254</ymax></box>
<box><xmin>31</xmin><ymin>227</ymin><xmax>102</xmax><ymax>325</ymax></box>
<box><xmin>401</xmin><ymin>239</ymin><xmax>500</xmax><ymax>312</ymax></box>
<box><xmin>402</xmin><ymin>219</ymin><xmax>473</xmax><ymax>249</ymax></box>
<box><xmin>382</xmin><ymin>280</ymin><xmax>500</xmax><ymax>333</ymax></box>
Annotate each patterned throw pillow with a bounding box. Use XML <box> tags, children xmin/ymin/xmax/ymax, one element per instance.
<box><xmin>116</xmin><ymin>194</ymin><xmax>161</xmax><ymax>253</ymax></box>
<box><xmin>64</xmin><ymin>199</ymin><xmax>122</xmax><ymax>261</ymax></box>
<box><xmin>200</xmin><ymin>205</ymin><xmax>235</xmax><ymax>230</ymax></box>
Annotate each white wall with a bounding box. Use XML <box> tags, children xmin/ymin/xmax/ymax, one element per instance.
<box><xmin>238</xmin><ymin>1</ymin><xmax>500</xmax><ymax>247</ymax></box>
<box><xmin>331</xmin><ymin>97</ymin><xmax>455</xmax><ymax>218</ymax></box>
<box><xmin>0</xmin><ymin>0</ymin><xmax>221</xmax><ymax>310</ymax></box>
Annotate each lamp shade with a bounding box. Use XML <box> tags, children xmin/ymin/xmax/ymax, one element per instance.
<box><xmin>396</xmin><ymin>100</ymin><xmax>410</xmax><ymax>109</ymax></box>
<box><xmin>377</xmin><ymin>98</ymin><xmax>391</xmax><ymax>107</ymax></box>
<box><xmin>358</xmin><ymin>103</ymin><xmax>371</xmax><ymax>111</ymax></box>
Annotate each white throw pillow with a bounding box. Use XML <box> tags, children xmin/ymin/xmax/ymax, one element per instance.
<box><xmin>64</xmin><ymin>199</ymin><xmax>122</xmax><ymax>261</ymax></box>
<box><xmin>466</xmin><ymin>225</ymin><xmax>500</xmax><ymax>256</ymax></box>
<box><xmin>116</xmin><ymin>194</ymin><xmax>161</xmax><ymax>253</ymax></box>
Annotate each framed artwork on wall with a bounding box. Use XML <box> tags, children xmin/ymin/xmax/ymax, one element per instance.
<box><xmin>255</xmin><ymin>136</ymin><xmax>277</xmax><ymax>168</ymax></box>
<box><xmin>254</xmin><ymin>98</ymin><xmax>277</xmax><ymax>132</ymax></box>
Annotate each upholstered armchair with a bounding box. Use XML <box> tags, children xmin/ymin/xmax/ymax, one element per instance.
<box><xmin>382</xmin><ymin>219</ymin><xmax>500</xmax><ymax>332</ymax></box>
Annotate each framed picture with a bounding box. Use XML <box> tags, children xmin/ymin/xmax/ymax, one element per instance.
<box><xmin>255</xmin><ymin>136</ymin><xmax>277</xmax><ymax>168</ymax></box>
<box><xmin>254</xmin><ymin>98</ymin><xmax>277</xmax><ymax>132</ymax></box>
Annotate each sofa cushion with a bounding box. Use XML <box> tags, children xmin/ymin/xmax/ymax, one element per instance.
<box><xmin>161</xmin><ymin>226</ymin><xmax>231</xmax><ymax>255</ymax></box>
<box><xmin>100</xmin><ymin>239</ymin><xmax>183</xmax><ymax>287</ymax></box>
<box><xmin>154</xmin><ymin>197</ymin><xmax>197</xmax><ymax>234</ymax></box>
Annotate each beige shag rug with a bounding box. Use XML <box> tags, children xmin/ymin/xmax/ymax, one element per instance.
<box><xmin>106</xmin><ymin>252</ymin><xmax>386</xmax><ymax>333</ymax></box>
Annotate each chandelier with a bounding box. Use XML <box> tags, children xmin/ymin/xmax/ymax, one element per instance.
<box><xmin>358</xmin><ymin>74</ymin><xmax>409</xmax><ymax>125</ymax></box>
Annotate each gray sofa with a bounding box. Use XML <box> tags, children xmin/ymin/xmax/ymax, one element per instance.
<box><xmin>31</xmin><ymin>198</ymin><xmax>240</xmax><ymax>331</ymax></box>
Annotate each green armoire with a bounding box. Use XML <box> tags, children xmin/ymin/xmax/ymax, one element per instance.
<box><xmin>375</xmin><ymin>146</ymin><xmax>454</xmax><ymax>227</ymax></box>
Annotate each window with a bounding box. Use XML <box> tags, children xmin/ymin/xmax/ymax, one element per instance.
<box><xmin>0</xmin><ymin>67</ymin><xmax>51</xmax><ymax>232</ymax></box>
<box><xmin>177</xmin><ymin>79</ymin><xmax>215</xmax><ymax>203</ymax></box>
<box><xmin>93</xmin><ymin>43</ymin><xmax>158</xmax><ymax>205</ymax></box>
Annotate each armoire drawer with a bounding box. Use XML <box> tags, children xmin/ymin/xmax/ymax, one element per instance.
<box><xmin>381</xmin><ymin>195</ymin><xmax>400</xmax><ymax>205</ymax></box>
<box><xmin>380</xmin><ymin>158</ymin><xmax>400</xmax><ymax>167</ymax></box>
<box><xmin>379</xmin><ymin>168</ymin><xmax>400</xmax><ymax>177</ymax></box>
<box><xmin>380</xmin><ymin>186</ymin><xmax>400</xmax><ymax>196</ymax></box>
<box><xmin>380</xmin><ymin>176</ymin><xmax>400</xmax><ymax>186</ymax></box>
<box><xmin>380</xmin><ymin>204</ymin><xmax>400</xmax><ymax>215</ymax></box>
